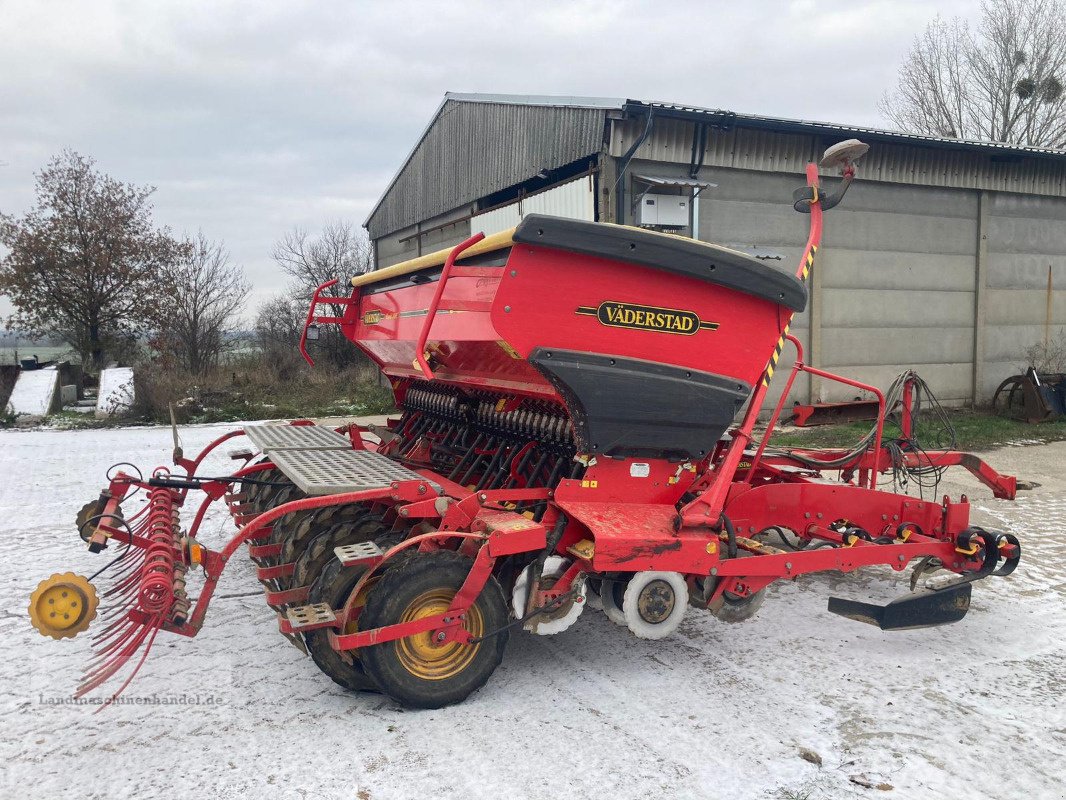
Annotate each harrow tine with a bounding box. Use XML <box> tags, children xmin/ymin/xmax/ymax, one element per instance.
<box><xmin>78</xmin><ymin>619</ymin><xmax>160</xmax><ymax>697</ymax></box>
<box><xmin>92</xmin><ymin>622</ymin><xmax>165</xmax><ymax>713</ymax></box>
<box><xmin>81</xmin><ymin>619</ymin><xmax>152</xmax><ymax>682</ymax></box>
<box><xmin>72</xmin><ymin>484</ymin><xmax>180</xmax><ymax>704</ymax></box>
<box><xmin>85</xmin><ymin>627</ymin><xmax>141</xmax><ymax>671</ymax></box>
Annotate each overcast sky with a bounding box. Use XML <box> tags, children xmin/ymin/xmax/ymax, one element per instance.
<box><xmin>0</xmin><ymin>0</ymin><xmax>980</xmax><ymax>321</ymax></box>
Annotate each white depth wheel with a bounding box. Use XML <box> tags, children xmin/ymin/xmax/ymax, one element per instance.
<box><xmin>599</xmin><ymin>577</ymin><xmax>628</xmax><ymax>626</ymax></box>
<box><xmin>622</xmin><ymin>571</ymin><xmax>688</xmax><ymax>640</ymax></box>
<box><xmin>511</xmin><ymin>555</ymin><xmax>586</xmax><ymax>635</ymax></box>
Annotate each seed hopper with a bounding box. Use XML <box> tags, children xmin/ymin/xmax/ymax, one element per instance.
<box><xmin>31</xmin><ymin>140</ymin><xmax>1024</xmax><ymax>708</ymax></box>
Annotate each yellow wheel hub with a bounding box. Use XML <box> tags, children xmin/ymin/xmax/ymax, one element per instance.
<box><xmin>395</xmin><ymin>589</ymin><xmax>483</xmax><ymax>681</ymax></box>
<box><xmin>29</xmin><ymin>573</ymin><xmax>98</xmax><ymax>639</ymax></box>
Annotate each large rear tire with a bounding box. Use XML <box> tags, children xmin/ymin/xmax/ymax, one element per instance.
<box><xmin>358</xmin><ymin>551</ymin><xmax>509</xmax><ymax>709</ymax></box>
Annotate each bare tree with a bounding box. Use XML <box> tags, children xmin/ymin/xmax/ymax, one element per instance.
<box><xmin>271</xmin><ymin>221</ymin><xmax>373</xmax><ymax>369</ymax></box>
<box><xmin>158</xmin><ymin>232</ymin><xmax>250</xmax><ymax>375</ymax></box>
<box><xmin>0</xmin><ymin>150</ymin><xmax>184</xmax><ymax>370</ymax></box>
<box><xmin>882</xmin><ymin>0</ymin><xmax>1066</xmax><ymax>146</ymax></box>
<box><xmin>271</xmin><ymin>220</ymin><xmax>372</xmax><ymax>299</ymax></box>
<box><xmin>254</xmin><ymin>294</ymin><xmax>306</xmax><ymax>380</ymax></box>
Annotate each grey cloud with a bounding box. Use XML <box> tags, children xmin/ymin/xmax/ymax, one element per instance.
<box><xmin>0</xmin><ymin>0</ymin><xmax>979</xmax><ymax>320</ymax></box>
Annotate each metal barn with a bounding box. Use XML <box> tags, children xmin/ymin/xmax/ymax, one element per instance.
<box><xmin>364</xmin><ymin>93</ymin><xmax>1066</xmax><ymax>407</ymax></box>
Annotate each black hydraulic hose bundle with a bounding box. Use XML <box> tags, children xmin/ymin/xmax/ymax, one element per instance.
<box><xmin>769</xmin><ymin>370</ymin><xmax>958</xmax><ymax>497</ymax></box>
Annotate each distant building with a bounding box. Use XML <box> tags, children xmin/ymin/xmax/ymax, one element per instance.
<box><xmin>364</xmin><ymin>93</ymin><xmax>1066</xmax><ymax>406</ymax></box>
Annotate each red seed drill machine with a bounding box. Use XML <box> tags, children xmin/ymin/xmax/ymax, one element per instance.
<box><xmin>30</xmin><ymin>139</ymin><xmax>1023</xmax><ymax>708</ymax></box>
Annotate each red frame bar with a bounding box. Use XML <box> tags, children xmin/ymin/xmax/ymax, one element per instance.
<box><xmin>414</xmin><ymin>232</ymin><xmax>485</xmax><ymax>379</ymax></box>
<box><xmin>299</xmin><ymin>279</ymin><xmax>359</xmax><ymax>367</ymax></box>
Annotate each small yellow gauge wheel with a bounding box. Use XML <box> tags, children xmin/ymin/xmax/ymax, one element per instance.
<box><xmin>29</xmin><ymin>573</ymin><xmax>99</xmax><ymax>639</ymax></box>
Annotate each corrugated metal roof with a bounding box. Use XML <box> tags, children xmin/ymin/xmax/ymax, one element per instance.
<box><xmin>444</xmin><ymin>92</ymin><xmax>627</xmax><ymax>110</ymax></box>
<box><xmin>609</xmin><ymin>115</ymin><xmax>1066</xmax><ymax>197</ymax></box>
<box><xmin>633</xmin><ymin>174</ymin><xmax>717</xmax><ymax>189</ymax></box>
<box><xmin>366</xmin><ymin>93</ymin><xmax>1066</xmax><ymax>240</ymax></box>
<box><xmin>638</xmin><ymin>100</ymin><xmax>1066</xmax><ymax>162</ymax></box>
<box><xmin>365</xmin><ymin>95</ymin><xmax>607</xmax><ymax>238</ymax></box>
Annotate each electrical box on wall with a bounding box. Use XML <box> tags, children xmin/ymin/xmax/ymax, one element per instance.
<box><xmin>636</xmin><ymin>194</ymin><xmax>689</xmax><ymax>228</ymax></box>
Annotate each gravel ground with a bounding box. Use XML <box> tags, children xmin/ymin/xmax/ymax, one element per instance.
<box><xmin>0</xmin><ymin>422</ymin><xmax>1062</xmax><ymax>800</ymax></box>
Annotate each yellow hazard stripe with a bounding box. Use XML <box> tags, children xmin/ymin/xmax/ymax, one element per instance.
<box><xmin>762</xmin><ymin>244</ymin><xmax>813</xmax><ymax>386</ymax></box>
<box><xmin>761</xmin><ymin>322</ymin><xmax>793</xmax><ymax>386</ymax></box>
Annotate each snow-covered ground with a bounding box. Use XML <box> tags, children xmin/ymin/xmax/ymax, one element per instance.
<box><xmin>1</xmin><ymin>423</ymin><xmax>1063</xmax><ymax>800</ymax></box>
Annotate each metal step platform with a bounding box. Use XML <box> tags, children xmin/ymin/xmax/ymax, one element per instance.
<box><xmin>335</xmin><ymin>540</ymin><xmax>384</xmax><ymax>567</ymax></box>
<box><xmin>244</xmin><ymin>423</ymin><xmax>352</xmax><ymax>452</ymax></box>
<box><xmin>268</xmin><ymin>447</ymin><xmax>442</xmax><ymax>497</ymax></box>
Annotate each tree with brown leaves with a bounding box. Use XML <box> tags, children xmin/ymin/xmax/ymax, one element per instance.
<box><xmin>0</xmin><ymin>150</ymin><xmax>184</xmax><ymax>370</ymax></box>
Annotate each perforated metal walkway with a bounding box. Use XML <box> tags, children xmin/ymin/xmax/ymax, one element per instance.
<box><xmin>244</xmin><ymin>424</ymin><xmax>352</xmax><ymax>452</ymax></box>
<box><xmin>267</xmin><ymin>447</ymin><xmax>440</xmax><ymax>497</ymax></box>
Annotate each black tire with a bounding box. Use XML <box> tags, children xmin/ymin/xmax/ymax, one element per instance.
<box><xmin>711</xmin><ymin>589</ymin><xmax>766</xmax><ymax>624</ymax></box>
<box><xmin>358</xmin><ymin>551</ymin><xmax>509</xmax><ymax>709</ymax></box>
<box><xmin>244</xmin><ymin>466</ymin><xmax>282</xmax><ymax>513</ymax></box>
<box><xmin>259</xmin><ymin>482</ymin><xmax>301</xmax><ymax>515</ymax></box>
<box><xmin>291</xmin><ymin>514</ymin><xmax>388</xmax><ymax>590</ymax></box>
<box><xmin>281</xmin><ymin>504</ymin><xmax>374</xmax><ymax>566</ymax></box>
<box><xmin>304</xmin><ymin>557</ymin><xmax>379</xmax><ymax>692</ymax></box>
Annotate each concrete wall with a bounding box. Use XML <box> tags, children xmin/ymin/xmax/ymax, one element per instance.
<box><xmin>626</xmin><ymin>160</ymin><xmax>1066</xmax><ymax>407</ymax></box>
<box><xmin>816</xmin><ymin>181</ymin><xmax>978</xmax><ymax>405</ymax></box>
<box><xmin>979</xmin><ymin>193</ymin><xmax>1066</xmax><ymax>398</ymax></box>
<box><xmin>687</xmin><ymin>164</ymin><xmax>813</xmax><ymax>410</ymax></box>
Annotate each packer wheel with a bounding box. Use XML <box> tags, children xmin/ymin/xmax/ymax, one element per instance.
<box><xmin>711</xmin><ymin>589</ymin><xmax>766</xmax><ymax>624</ymax></box>
<box><xmin>689</xmin><ymin>575</ymin><xmax>766</xmax><ymax>622</ymax></box>
<box><xmin>510</xmin><ymin>555</ymin><xmax>586</xmax><ymax>635</ymax></box>
<box><xmin>599</xmin><ymin>576</ymin><xmax>629</xmax><ymax>626</ymax></box>
<box><xmin>621</xmin><ymin>571</ymin><xmax>687</xmax><ymax>640</ymax></box>
<box><xmin>279</xmin><ymin>503</ymin><xmax>371</xmax><ymax>565</ymax></box>
<box><xmin>358</xmin><ymin>551</ymin><xmax>509</xmax><ymax>709</ymax></box>
<box><xmin>304</xmin><ymin>557</ymin><xmax>380</xmax><ymax>693</ymax></box>
<box><xmin>290</xmin><ymin>513</ymin><xmax>389</xmax><ymax>590</ymax></box>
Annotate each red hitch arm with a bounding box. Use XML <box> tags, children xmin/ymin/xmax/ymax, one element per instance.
<box><xmin>299</xmin><ymin>279</ymin><xmax>360</xmax><ymax>367</ymax></box>
<box><xmin>299</xmin><ymin>278</ymin><xmax>337</xmax><ymax>367</ymax></box>
<box><xmin>414</xmin><ymin>232</ymin><xmax>485</xmax><ymax>379</ymax></box>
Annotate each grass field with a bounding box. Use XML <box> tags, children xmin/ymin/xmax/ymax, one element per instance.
<box><xmin>769</xmin><ymin>409</ymin><xmax>1066</xmax><ymax>451</ymax></box>
<box><xmin>0</xmin><ymin>346</ymin><xmax>75</xmax><ymax>366</ymax></box>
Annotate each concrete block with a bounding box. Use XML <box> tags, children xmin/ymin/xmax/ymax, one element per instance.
<box><xmin>96</xmin><ymin>367</ymin><xmax>135</xmax><ymax>418</ymax></box>
<box><xmin>7</xmin><ymin>367</ymin><xmax>59</xmax><ymax>416</ymax></box>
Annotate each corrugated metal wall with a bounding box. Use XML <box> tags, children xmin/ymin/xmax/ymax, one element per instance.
<box><xmin>375</xmin><ymin>206</ymin><xmax>473</xmax><ymax>268</ymax></box>
<box><xmin>471</xmin><ymin>174</ymin><xmax>597</xmax><ymax>236</ymax></box>
<box><xmin>610</xmin><ymin>117</ymin><xmax>1066</xmax><ymax>198</ymax></box>
<box><xmin>366</xmin><ymin>100</ymin><xmax>606</xmax><ymax>239</ymax></box>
